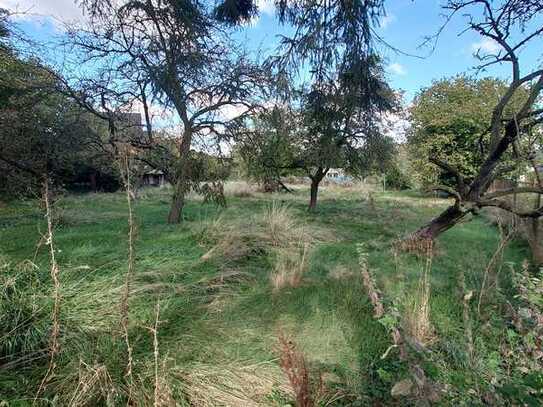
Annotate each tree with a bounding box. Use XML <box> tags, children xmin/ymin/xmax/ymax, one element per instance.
<box><xmin>71</xmin><ymin>0</ymin><xmax>268</xmax><ymax>223</ymax></box>
<box><xmin>300</xmin><ymin>73</ymin><xmax>397</xmax><ymax>210</ymax></box>
<box><xmin>239</xmin><ymin>67</ymin><xmax>397</xmax><ymax>210</ymax></box>
<box><xmin>413</xmin><ymin>0</ymin><xmax>543</xmax><ymax>240</ymax></box>
<box><xmin>407</xmin><ymin>76</ymin><xmax>529</xmax><ymax>188</ymax></box>
<box><xmin>236</xmin><ymin>106</ymin><xmax>301</xmax><ymax>192</ymax></box>
<box><xmin>0</xmin><ymin>22</ymin><xmax>114</xmax><ymax>197</ymax></box>
<box><xmin>259</xmin><ymin>0</ymin><xmax>396</xmax><ymax>210</ymax></box>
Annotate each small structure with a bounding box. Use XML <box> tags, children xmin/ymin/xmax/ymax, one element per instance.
<box><xmin>142</xmin><ymin>169</ymin><xmax>167</xmax><ymax>187</ymax></box>
<box><xmin>326</xmin><ymin>168</ymin><xmax>344</xmax><ymax>179</ymax></box>
<box><xmin>326</xmin><ymin>168</ymin><xmax>352</xmax><ymax>183</ymax></box>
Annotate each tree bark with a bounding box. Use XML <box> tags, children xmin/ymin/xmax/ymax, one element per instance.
<box><xmin>309</xmin><ymin>179</ymin><xmax>319</xmax><ymax>211</ymax></box>
<box><xmin>415</xmin><ymin>121</ymin><xmax>518</xmax><ymax>240</ymax></box>
<box><xmin>167</xmin><ymin>130</ymin><xmax>192</xmax><ymax>224</ymax></box>
<box><xmin>308</xmin><ymin>167</ymin><xmax>328</xmax><ymax>211</ymax></box>
<box><xmin>413</xmin><ymin>204</ymin><xmax>468</xmax><ymax>240</ymax></box>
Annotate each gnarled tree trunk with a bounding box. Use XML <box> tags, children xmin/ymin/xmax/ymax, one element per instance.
<box><xmin>167</xmin><ymin>130</ymin><xmax>192</xmax><ymax>224</ymax></box>
<box><xmin>413</xmin><ymin>204</ymin><xmax>468</xmax><ymax>240</ymax></box>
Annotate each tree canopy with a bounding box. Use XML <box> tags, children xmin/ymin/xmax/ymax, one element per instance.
<box><xmin>407</xmin><ymin>76</ymin><xmax>530</xmax><ymax>187</ymax></box>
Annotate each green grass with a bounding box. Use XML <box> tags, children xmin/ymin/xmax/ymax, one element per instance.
<box><xmin>0</xmin><ymin>184</ymin><xmax>534</xmax><ymax>406</ymax></box>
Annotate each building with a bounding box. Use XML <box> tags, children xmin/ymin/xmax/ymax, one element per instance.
<box><xmin>326</xmin><ymin>168</ymin><xmax>352</xmax><ymax>183</ymax></box>
<box><xmin>142</xmin><ymin>169</ymin><xmax>167</xmax><ymax>187</ymax></box>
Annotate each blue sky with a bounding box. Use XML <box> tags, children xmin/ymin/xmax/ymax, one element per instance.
<box><xmin>3</xmin><ymin>0</ymin><xmax>542</xmax><ymax>102</ymax></box>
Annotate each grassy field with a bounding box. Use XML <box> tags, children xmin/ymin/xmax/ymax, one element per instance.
<box><xmin>0</xmin><ymin>182</ymin><xmax>538</xmax><ymax>406</ymax></box>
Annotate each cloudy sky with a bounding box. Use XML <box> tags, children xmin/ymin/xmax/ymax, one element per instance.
<box><xmin>1</xmin><ymin>0</ymin><xmax>541</xmax><ymax>101</ymax></box>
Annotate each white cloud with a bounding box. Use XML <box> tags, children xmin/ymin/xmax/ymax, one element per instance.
<box><xmin>471</xmin><ymin>37</ymin><xmax>501</xmax><ymax>55</ymax></box>
<box><xmin>387</xmin><ymin>62</ymin><xmax>407</xmax><ymax>76</ymax></box>
<box><xmin>0</xmin><ymin>0</ymin><xmax>84</xmax><ymax>27</ymax></box>
<box><xmin>380</xmin><ymin>14</ymin><xmax>396</xmax><ymax>29</ymax></box>
<box><xmin>245</xmin><ymin>0</ymin><xmax>274</xmax><ymax>25</ymax></box>
<box><xmin>2</xmin><ymin>0</ymin><xmax>275</xmax><ymax>28</ymax></box>
<box><xmin>256</xmin><ymin>0</ymin><xmax>275</xmax><ymax>16</ymax></box>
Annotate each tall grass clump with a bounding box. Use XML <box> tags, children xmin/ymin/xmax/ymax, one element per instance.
<box><xmin>224</xmin><ymin>181</ymin><xmax>255</xmax><ymax>198</ymax></box>
<box><xmin>263</xmin><ymin>201</ymin><xmax>298</xmax><ymax>247</ymax></box>
<box><xmin>264</xmin><ymin>202</ymin><xmax>315</xmax><ymax>291</ymax></box>
<box><xmin>198</xmin><ymin>201</ymin><xmax>317</xmax><ymax>292</ymax></box>
<box><xmin>270</xmin><ymin>242</ymin><xmax>309</xmax><ymax>292</ymax></box>
<box><xmin>358</xmin><ymin>245</ymin><xmax>442</xmax><ymax>402</ymax></box>
<box><xmin>0</xmin><ymin>257</ymin><xmax>48</xmax><ymax>367</ymax></box>
<box><xmin>402</xmin><ymin>238</ymin><xmax>434</xmax><ymax>346</ymax></box>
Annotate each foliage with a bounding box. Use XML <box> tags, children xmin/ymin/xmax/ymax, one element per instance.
<box><xmin>407</xmin><ymin>76</ymin><xmax>529</xmax><ymax>187</ymax></box>
<box><xmin>0</xmin><ymin>50</ymin><xmax>119</xmax><ymax>197</ymax></box>
<box><xmin>237</xmin><ymin>106</ymin><xmax>301</xmax><ymax>187</ymax></box>
<box><xmin>239</xmin><ymin>62</ymin><xmax>397</xmax><ymax>207</ymax></box>
<box><xmin>384</xmin><ymin>162</ymin><xmax>412</xmax><ymax>190</ymax></box>
<box><xmin>298</xmin><ymin>68</ymin><xmax>397</xmax><ymax>177</ymax></box>
<box><xmin>272</xmin><ymin>0</ymin><xmax>385</xmax><ymax>90</ymax></box>
<box><xmin>494</xmin><ymin>265</ymin><xmax>543</xmax><ymax>405</ymax></box>
<box><xmin>411</xmin><ymin>1</ymin><xmax>543</xmax><ymax>239</ymax></box>
<box><xmin>74</xmin><ymin>0</ymin><xmax>269</xmax><ymax>222</ymax></box>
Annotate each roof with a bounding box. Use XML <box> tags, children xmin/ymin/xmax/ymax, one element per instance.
<box><xmin>144</xmin><ymin>169</ymin><xmax>164</xmax><ymax>175</ymax></box>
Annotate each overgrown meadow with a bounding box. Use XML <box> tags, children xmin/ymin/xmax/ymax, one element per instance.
<box><xmin>1</xmin><ymin>183</ymin><xmax>541</xmax><ymax>406</ymax></box>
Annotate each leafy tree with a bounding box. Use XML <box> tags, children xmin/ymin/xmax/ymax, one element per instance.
<box><xmin>299</xmin><ymin>73</ymin><xmax>397</xmax><ymax>210</ymax></box>
<box><xmin>240</xmin><ymin>67</ymin><xmax>398</xmax><ymax>210</ymax></box>
<box><xmin>413</xmin><ymin>0</ymin><xmax>543</xmax><ymax>240</ymax></box>
<box><xmin>0</xmin><ymin>72</ymin><xmax>116</xmax><ymax>196</ymax></box>
<box><xmin>71</xmin><ymin>0</ymin><xmax>268</xmax><ymax>223</ymax></box>
<box><xmin>237</xmin><ymin>107</ymin><xmax>300</xmax><ymax>192</ymax></box>
<box><xmin>0</xmin><ymin>23</ymin><xmax>117</xmax><ymax>197</ymax></box>
<box><xmin>407</xmin><ymin>76</ymin><xmax>528</xmax><ymax>188</ymax></box>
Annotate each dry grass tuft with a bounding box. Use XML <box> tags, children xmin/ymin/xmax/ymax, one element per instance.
<box><xmin>263</xmin><ymin>201</ymin><xmax>298</xmax><ymax>247</ymax></box>
<box><xmin>66</xmin><ymin>361</ymin><xmax>119</xmax><ymax>407</ymax></box>
<box><xmin>395</xmin><ymin>235</ymin><xmax>436</xmax><ymax>257</ymax></box>
<box><xmin>198</xmin><ymin>202</ymin><xmax>329</xmax><ymax>293</ymax></box>
<box><xmin>270</xmin><ymin>243</ymin><xmax>309</xmax><ymax>292</ymax></box>
<box><xmin>402</xmin><ymin>241</ymin><xmax>435</xmax><ymax>346</ymax></box>
<box><xmin>200</xmin><ymin>231</ymin><xmax>264</xmax><ymax>264</ymax></box>
<box><xmin>177</xmin><ymin>363</ymin><xmax>291</xmax><ymax>407</ymax></box>
<box><xmin>224</xmin><ymin>181</ymin><xmax>256</xmax><ymax>198</ymax></box>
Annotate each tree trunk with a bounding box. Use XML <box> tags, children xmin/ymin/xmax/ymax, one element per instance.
<box><xmin>309</xmin><ymin>179</ymin><xmax>319</xmax><ymax>211</ymax></box>
<box><xmin>168</xmin><ymin>177</ymin><xmax>187</xmax><ymax>223</ymax></box>
<box><xmin>308</xmin><ymin>167</ymin><xmax>328</xmax><ymax>211</ymax></box>
<box><xmin>167</xmin><ymin>130</ymin><xmax>192</xmax><ymax>224</ymax></box>
<box><xmin>413</xmin><ymin>204</ymin><xmax>468</xmax><ymax>240</ymax></box>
